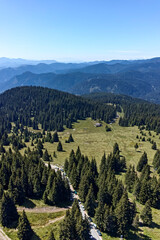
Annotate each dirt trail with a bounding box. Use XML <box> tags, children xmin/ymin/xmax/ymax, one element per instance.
<box><xmin>0</xmin><ymin>228</ymin><xmax>11</xmax><ymax>240</ymax></box>
<box><xmin>33</xmin><ymin>216</ymin><xmax>65</xmax><ymax>229</ymax></box>
<box><xmin>17</xmin><ymin>206</ymin><xmax>69</xmax><ymax>213</ymax></box>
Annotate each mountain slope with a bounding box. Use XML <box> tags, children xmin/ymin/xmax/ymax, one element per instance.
<box><xmin>4</xmin><ymin>70</ymin><xmax>159</xmax><ymax>102</ymax></box>
<box><xmin>0</xmin><ymin>62</ymin><xmax>93</xmax><ymax>85</ymax></box>
<box><xmin>0</xmin><ymin>86</ymin><xmax>116</xmax><ymax>132</ymax></box>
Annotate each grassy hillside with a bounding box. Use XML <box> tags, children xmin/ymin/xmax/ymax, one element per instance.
<box><xmin>39</xmin><ymin>117</ymin><xmax>159</xmax><ymax>168</ymax></box>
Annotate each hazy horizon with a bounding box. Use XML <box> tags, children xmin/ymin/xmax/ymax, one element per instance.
<box><xmin>0</xmin><ymin>55</ymin><xmax>160</xmax><ymax>64</ymax></box>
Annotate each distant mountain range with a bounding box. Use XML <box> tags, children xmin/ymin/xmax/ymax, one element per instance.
<box><xmin>1</xmin><ymin>57</ymin><xmax>160</xmax><ymax>103</ymax></box>
<box><xmin>0</xmin><ymin>57</ymin><xmax>58</xmax><ymax>68</ymax></box>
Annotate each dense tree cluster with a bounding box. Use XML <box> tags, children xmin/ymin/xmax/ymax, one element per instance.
<box><xmin>65</xmin><ymin>145</ymin><xmax>133</xmax><ymax>237</ymax></box>
<box><xmin>125</xmin><ymin>163</ymin><xmax>160</xmax><ymax>208</ymax></box>
<box><xmin>0</xmin><ymin>149</ymin><xmax>70</xmax><ymax>206</ymax></box>
<box><xmin>0</xmin><ymin>86</ymin><xmax>116</xmax><ymax>133</ymax></box>
<box><xmin>59</xmin><ymin>199</ymin><xmax>90</xmax><ymax>240</ymax></box>
<box><xmin>95</xmin><ymin>152</ymin><xmax>135</xmax><ymax>237</ymax></box>
<box><xmin>64</xmin><ymin>147</ymin><xmax>98</xmax><ymax>201</ymax></box>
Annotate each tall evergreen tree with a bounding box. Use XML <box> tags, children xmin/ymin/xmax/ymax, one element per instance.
<box><xmin>140</xmin><ymin>201</ymin><xmax>152</xmax><ymax>226</ymax></box>
<box><xmin>137</xmin><ymin>152</ymin><xmax>148</xmax><ymax>172</ymax></box>
<box><xmin>68</xmin><ymin>134</ymin><xmax>74</xmax><ymax>143</ymax></box>
<box><xmin>113</xmin><ymin>142</ymin><xmax>120</xmax><ymax>155</ymax></box>
<box><xmin>153</xmin><ymin>149</ymin><xmax>160</xmax><ymax>170</ymax></box>
<box><xmin>0</xmin><ymin>193</ymin><xmax>19</xmax><ymax>227</ymax></box>
<box><xmin>53</xmin><ymin>131</ymin><xmax>59</xmax><ymax>142</ymax></box>
<box><xmin>95</xmin><ymin>202</ymin><xmax>105</xmax><ymax>231</ymax></box>
<box><xmin>17</xmin><ymin>210</ymin><xmax>33</xmax><ymax>240</ymax></box>
<box><xmin>115</xmin><ymin>191</ymin><xmax>135</xmax><ymax>237</ymax></box>
<box><xmin>64</xmin><ymin>158</ymin><xmax>69</xmax><ymax>173</ymax></box>
<box><xmin>57</xmin><ymin>141</ymin><xmax>63</xmax><ymax>152</ymax></box>
<box><xmin>84</xmin><ymin>184</ymin><xmax>96</xmax><ymax>217</ymax></box>
<box><xmin>43</xmin><ymin>149</ymin><xmax>50</xmax><ymax>161</ymax></box>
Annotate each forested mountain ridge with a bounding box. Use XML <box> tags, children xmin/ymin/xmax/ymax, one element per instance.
<box><xmin>0</xmin><ymin>86</ymin><xmax>116</xmax><ymax>133</ymax></box>
<box><xmin>5</xmin><ymin>70</ymin><xmax>160</xmax><ymax>102</ymax></box>
<box><xmin>0</xmin><ymin>62</ymin><xmax>92</xmax><ymax>85</ymax></box>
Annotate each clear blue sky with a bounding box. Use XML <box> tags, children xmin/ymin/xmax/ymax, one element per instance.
<box><xmin>0</xmin><ymin>0</ymin><xmax>160</xmax><ymax>62</ymax></box>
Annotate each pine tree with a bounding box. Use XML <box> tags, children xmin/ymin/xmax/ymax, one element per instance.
<box><xmin>43</xmin><ymin>149</ymin><xmax>50</xmax><ymax>161</ymax></box>
<box><xmin>53</xmin><ymin>131</ymin><xmax>59</xmax><ymax>142</ymax></box>
<box><xmin>139</xmin><ymin>180</ymin><xmax>150</xmax><ymax>205</ymax></box>
<box><xmin>125</xmin><ymin>165</ymin><xmax>137</xmax><ymax>193</ymax></box>
<box><xmin>70</xmin><ymin>163</ymin><xmax>79</xmax><ymax>189</ymax></box>
<box><xmin>95</xmin><ymin>202</ymin><xmax>105</xmax><ymax>231</ymax></box>
<box><xmin>113</xmin><ymin>142</ymin><xmax>120</xmax><ymax>155</ymax></box>
<box><xmin>115</xmin><ymin>190</ymin><xmax>134</xmax><ymax>237</ymax></box>
<box><xmin>57</xmin><ymin>141</ymin><xmax>63</xmax><ymax>152</ymax></box>
<box><xmin>0</xmin><ymin>193</ymin><xmax>19</xmax><ymax>227</ymax></box>
<box><xmin>140</xmin><ymin>201</ymin><xmax>152</xmax><ymax>226</ymax></box>
<box><xmin>133</xmin><ymin>178</ymin><xmax>141</xmax><ymax>200</ymax></box>
<box><xmin>84</xmin><ymin>184</ymin><xmax>96</xmax><ymax>217</ymax></box>
<box><xmin>33</xmin><ymin>177</ymin><xmax>42</xmax><ymax>198</ymax></box>
<box><xmin>134</xmin><ymin>143</ymin><xmax>138</xmax><ymax>150</ymax></box>
<box><xmin>47</xmin><ymin>230</ymin><xmax>55</xmax><ymax>240</ymax></box>
<box><xmin>78</xmin><ymin>174</ymin><xmax>90</xmax><ymax>202</ymax></box>
<box><xmin>112</xmin><ymin>180</ymin><xmax>124</xmax><ymax>208</ymax></box>
<box><xmin>137</xmin><ymin>152</ymin><xmax>148</xmax><ymax>172</ymax></box>
<box><xmin>68</xmin><ymin>134</ymin><xmax>74</xmax><ymax>142</ymax></box>
<box><xmin>64</xmin><ymin>158</ymin><xmax>69</xmax><ymax>173</ymax></box>
<box><xmin>153</xmin><ymin>149</ymin><xmax>160</xmax><ymax>170</ymax></box>
<box><xmin>103</xmin><ymin>206</ymin><xmax>118</xmax><ymax>235</ymax></box>
<box><xmin>17</xmin><ymin>210</ymin><xmax>33</xmax><ymax>240</ymax></box>
<box><xmin>152</xmin><ymin>141</ymin><xmax>157</xmax><ymax>150</ymax></box>
<box><xmin>99</xmin><ymin>153</ymin><xmax>106</xmax><ymax>176</ymax></box>
<box><xmin>76</xmin><ymin>215</ymin><xmax>90</xmax><ymax>240</ymax></box>
<box><xmin>37</xmin><ymin>139</ymin><xmax>43</xmax><ymax>157</ymax></box>
<box><xmin>53</xmin><ymin>151</ymin><xmax>57</xmax><ymax>158</ymax></box>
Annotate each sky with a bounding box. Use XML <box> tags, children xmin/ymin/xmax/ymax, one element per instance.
<box><xmin>0</xmin><ymin>0</ymin><xmax>160</xmax><ymax>62</ymax></box>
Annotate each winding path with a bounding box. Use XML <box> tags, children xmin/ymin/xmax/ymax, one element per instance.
<box><xmin>17</xmin><ymin>206</ymin><xmax>68</xmax><ymax>213</ymax></box>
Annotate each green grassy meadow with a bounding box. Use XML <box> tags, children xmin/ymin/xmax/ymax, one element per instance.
<box><xmin>4</xmin><ymin>211</ymin><xmax>65</xmax><ymax>240</ymax></box>
<box><xmin>43</xmin><ymin>118</ymin><xmax>160</xmax><ymax>169</ymax></box>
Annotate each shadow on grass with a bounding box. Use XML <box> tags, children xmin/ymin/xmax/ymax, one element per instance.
<box><xmin>21</xmin><ymin>198</ymin><xmax>36</xmax><ymax>209</ymax></box>
<box><xmin>127</xmin><ymin>231</ymin><xmax>152</xmax><ymax>240</ymax></box>
<box><xmin>56</xmin><ymin>199</ymin><xmax>72</xmax><ymax>208</ymax></box>
<box><xmin>150</xmin><ymin>221</ymin><xmax>160</xmax><ymax>229</ymax></box>
<box><xmin>31</xmin><ymin>231</ymin><xmax>41</xmax><ymax>240</ymax></box>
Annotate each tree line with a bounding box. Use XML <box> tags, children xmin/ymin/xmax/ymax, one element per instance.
<box><xmin>85</xmin><ymin>92</ymin><xmax>160</xmax><ymax>133</ymax></box>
